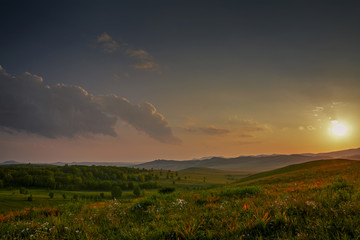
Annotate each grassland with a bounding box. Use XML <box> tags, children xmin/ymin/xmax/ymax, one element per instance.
<box><xmin>0</xmin><ymin>167</ymin><xmax>243</xmax><ymax>214</ymax></box>
<box><xmin>1</xmin><ymin>159</ymin><xmax>360</xmax><ymax>239</ymax></box>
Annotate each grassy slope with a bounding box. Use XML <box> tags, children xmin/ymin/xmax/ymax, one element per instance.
<box><xmin>236</xmin><ymin>159</ymin><xmax>359</xmax><ymax>185</ymax></box>
<box><xmin>179</xmin><ymin>167</ymin><xmax>253</xmax><ymax>184</ymax></box>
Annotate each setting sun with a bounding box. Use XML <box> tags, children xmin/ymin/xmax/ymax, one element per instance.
<box><xmin>331</xmin><ymin>120</ymin><xmax>348</xmax><ymax>137</ymax></box>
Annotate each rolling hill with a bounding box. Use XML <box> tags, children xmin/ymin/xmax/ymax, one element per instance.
<box><xmin>136</xmin><ymin>147</ymin><xmax>360</xmax><ymax>171</ymax></box>
<box><xmin>235</xmin><ymin>158</ymin><xmax>360</xmax><ymax>186</ymax></box>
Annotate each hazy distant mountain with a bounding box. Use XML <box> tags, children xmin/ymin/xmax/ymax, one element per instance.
<box><xmin>0</xmin><ymin>160</ymin><xmax>140</xmax><ymax>167</ymax></box>
<box><xmin>0</xmin><ymin>160</ymin><xmax>25</xmax><ymax>165</ymax></box>
<box><xmin>51</xmin><ymin>162</ymin><xmax>140</xmax><ymax>167</ymax></box>
<box><xmin>135</xmin><ymin>147</ymin><xmax>360</xmax><ymax>171</ymax></box>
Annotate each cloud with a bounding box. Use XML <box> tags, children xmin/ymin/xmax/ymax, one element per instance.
<box><xmin>181</xmin><ymin>126</ymin><xmax>230</xmax><ymax>136</ymax></box>
<box><xmin>0</xmin><ymin>66</ymin><xmax>179</xmax><ymax>143</ymax></box>
<box><xmin>132</xmin><ymin>61</ymin><xmax>159</xmax><ymax>70</ymax></box>
<box><xmin>96</xmin><ymin>32</ymin><xmax>159</xmax><ymax>71</ymax></box>
<box><xmin>235</xmin><ymin>119</ymin><xmax>270</xmax><ymax>133</ymax></box>
<box><xmin>126</xmin><ymin>49</ymin><xmax>151</xmax><ymax>59</ymax></box>
<box><xmin>238</xmin><ymin>134</ymin><xmax>253</xmax><ymax>138</ymax></box>
<box><xmin>198</xmin><ymin>126</ymin><xmax>230</xmax><ymax>135</ymax></box>
<box><xmin>97</xmin><ymin>32</ymin><xmax>121</xmax><ymax>53</ymax></box>
<box><xmin>182</xmin><ymin>119</ymin><xmax>269</xmax><ymax>138</ymax></box>
<box><xmin>97</xmin><ymin>95</ymin><xmax>181</xmax><ymax>144</ymax></box>
<box><xmin>311</xmin><ymin>103</ymin><xmax>343</xmax><ymax>121</ymax></box>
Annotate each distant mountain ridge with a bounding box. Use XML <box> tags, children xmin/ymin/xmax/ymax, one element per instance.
<box><xmin>1</xmin><ymin>147</ymin><xmax>359</xmax><ymax>171</ymax></box>
<box><xmin>135</xmin><ymin>147</ymin><xmax>360</xmax><ymax>171</ymax></box>
<box><xmin>0</xmin><ymin>161</ymin><xmax>139</xmax><ymax>167</ymax></box>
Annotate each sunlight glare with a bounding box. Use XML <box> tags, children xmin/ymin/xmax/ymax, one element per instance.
<box><xmin>330</xmin><ymin>120</ymin><xmax>348</xmax><ymax>137</ymax></box>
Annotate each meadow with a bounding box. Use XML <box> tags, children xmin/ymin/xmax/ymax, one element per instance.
<box><xmin>1</xmin><ymin>159</ymin><xmax>360</xmax><ymax>239</ymax></box>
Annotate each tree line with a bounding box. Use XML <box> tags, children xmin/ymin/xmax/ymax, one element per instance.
<box><xmin>0</xmin><ymin>164</ymin><xmax>160</xmax><ymax>191</ymax></box>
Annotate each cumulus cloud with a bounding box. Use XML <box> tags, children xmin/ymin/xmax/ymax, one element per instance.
<box><xmin>0</xmin><ymin>66</ymin><xmax>179</xmax><ymax>143</ymax></box>
<box><xmin>96</xmin><ymin>32</ymin><xmax>159</xmax><ymax>71</ymax></box>
<box><xmin>97</xmin><ymin>95</ymin><xmax>181</xmax><ymax>144</ymax></box>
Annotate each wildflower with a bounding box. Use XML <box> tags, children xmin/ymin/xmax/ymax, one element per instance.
<box><xmin>305</xmin><ymin>200</ymin><xmax>317</xmax><ymax>209</ymax></box>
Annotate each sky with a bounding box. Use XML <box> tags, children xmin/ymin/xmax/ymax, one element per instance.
<box><xmin>0</xmin><ymin>0</ymin><xmax>359</xmax><ymax>163</ymax></box>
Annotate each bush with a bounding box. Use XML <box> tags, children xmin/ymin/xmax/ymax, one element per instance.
<box><xmin>131</xmin><ymin>198</ymin><xmax>154</xmax><ymax>212</ymax></box>
<box><xmin>158</xmin><ymin>187</ymin><xmax>175</xmax><ymax>194</ymax></box>
<box><xmin>133</xmin><ymin>185</ymin><xmax>141</xmax><ymax>197</ymax></box>
<box><xmin>73</xmin><ymin>194</ymin><xmax>78</xmax><ymax>200</ymax></box>
<box><xmin>62</xmin><ymin>193</ymin><xmax>67</xmax><ymax>199</ymax></box>
<box><xmin>111</xmin><ymin>186</ymin><xmax>122</xmax><ymax>199</ymax></box>
<box><xmin>49</xmin><ymin>192</ymin><xmax>54</xmax><ymax>199</ymax></box>
<box><xmin>27</xmin><ymin>195</ymin><xmax>33</xmax><ymax>201</ymax></box>
<box><xmin>100</xmin><ymin>192</ymin><xmax>105</xmax><ymax>199</ymax></box>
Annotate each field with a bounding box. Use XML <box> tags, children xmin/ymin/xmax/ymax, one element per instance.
<box><xmin>0</xmin><ymin>167</ymin><xmax>244</xmax><ymax>214</ymax></box>
<box><xmin>1</xmin><ymin>159</ymin><xmax>360</xmax><ymax>239</ymax></box>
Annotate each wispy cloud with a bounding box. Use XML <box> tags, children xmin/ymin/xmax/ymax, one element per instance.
<box><xmin>199</xmin><ymin>126</ymin><xmax>230</xmax><ymax>135</ymax></box>
<box><xmin>96</xmin><ymin>32</ymin><xmax>159</xmax><ymax>71</ymax></box>
<box><xmin>132</xmin><ymin>61</ymin><xmax>158</xmax><ymax>70</ymax></box>
<box><xmin>182</xmin><ymin>126</ymin><xmax>230</xmax><ymax>136</ymax></box>
<box><xmin>182</xmin><ymin>118</ymin><xmax>269</xmax><ymax>138</ymax></box>
<box><xmin>97</xmin><ymin>32</ymin><xmax>121</xmax><ymax>53</ymax></box>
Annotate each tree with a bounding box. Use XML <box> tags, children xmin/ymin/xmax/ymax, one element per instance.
<box><xmin>111</xmin><ymin>186</ymin><xmax>122</xmax><ymax>199</ymax></box>
<box><xmin>133</xmin><ymin>185</ymin><xmax>141</xmax><ymax>197</ymax></box>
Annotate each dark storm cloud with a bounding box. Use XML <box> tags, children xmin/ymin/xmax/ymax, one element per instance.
<box><xmin>0</xmin><ymin>66</ymin><xmax>179</xmax><ymax>143</ymax></box>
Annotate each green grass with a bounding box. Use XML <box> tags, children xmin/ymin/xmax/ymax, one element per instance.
<box><xmin>0</xmin><ymin>167</ymin><xmax>245</xmax><ymax>214</ymax></box>
<box><xmin>179</xmin><ymin>167</ymin><xmax>253</xmax><ymax>184</ymax></box>
<box><xmin>2</xmin><ymin>159</ymin><xmax>360</xmax><ymax>239</ymax></box>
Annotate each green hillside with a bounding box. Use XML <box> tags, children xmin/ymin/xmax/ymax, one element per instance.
<box><xmin>236</xmin><ymin>159</ymin><xmax>359</xmax><ymax>185</ymax></box>
<box><xmin>179</xmin><ymin>167</ymin><xmax>253</xmax><ymax>183</ymax></box>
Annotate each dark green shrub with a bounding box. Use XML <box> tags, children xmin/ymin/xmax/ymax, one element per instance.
<box><xmin>133</xmin><ymin>185</ymin><xmax>141</xmax><ymax>197</ymax></box>
<box><xmin>49</xmin><ymin>192</ymin><xmax>54</xmax><ymax>199</ymax></box>
<box><xmin>158</xmin><ymin>187</ymin><xmax>175</xmax><ymax>194</ymax></box>
<box><xmin>73</xmin><ymin>194</ymin><xmax>78</xmax><ymax>200</ymax></box>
